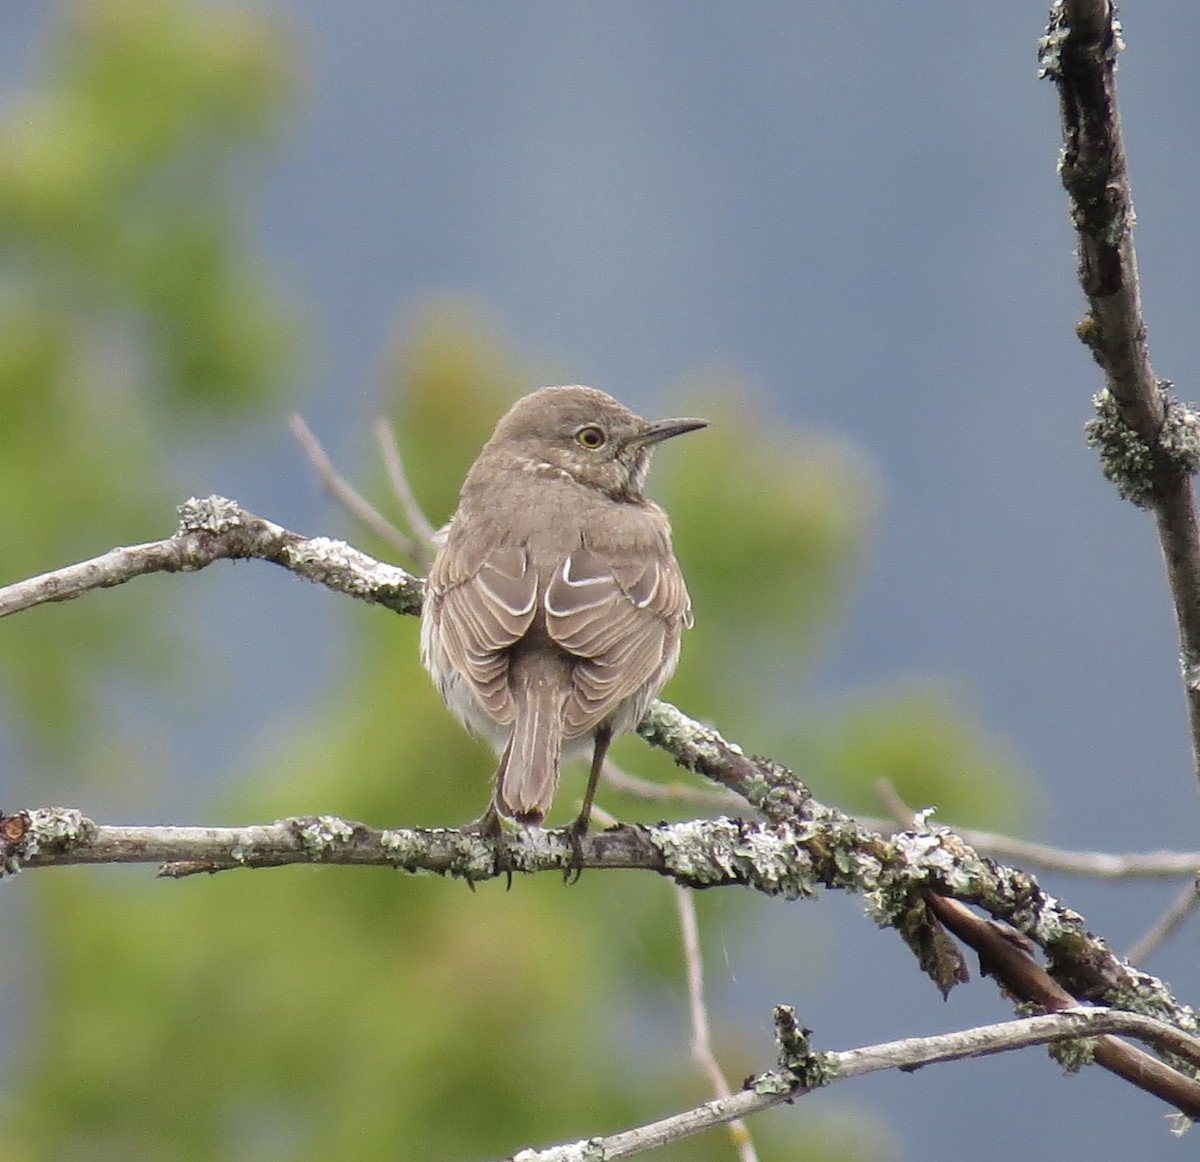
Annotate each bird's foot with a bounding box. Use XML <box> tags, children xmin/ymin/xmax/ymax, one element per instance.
<box><xmin>462</xmin><ymin>806</ymin><xmax>514</xmax><ymax>889</ymax></box>
<box><xmin>562</xmin><ymin>814</ymin><xmax>590</xmax><ymax>886</ymax></box>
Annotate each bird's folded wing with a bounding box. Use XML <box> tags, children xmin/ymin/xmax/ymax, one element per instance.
<box><xmin>432</xmin><ymin>545</ymin><xmax>537</xmax><ymax>722</ymax></box>
<box><xmin>544</xmin><ymin>548</ymin><xmax>692</xmax><ymax>735</ymax></box>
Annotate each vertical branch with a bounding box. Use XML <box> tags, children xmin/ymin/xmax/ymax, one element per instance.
<box><xmin>1040</xmin><ymin>0</ymin><xmax>1200</xmax><ymax>796</ymax></box>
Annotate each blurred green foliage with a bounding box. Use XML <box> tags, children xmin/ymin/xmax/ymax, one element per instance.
<box><xmin>0</xmin><ymin>3</ymin><xmax>1026</xmax><ymax>1160</ymax></box>
<box><xmin>0</xmin><ymin>0</ymin><xmax>293</xmax><ymax>741</ymax></box>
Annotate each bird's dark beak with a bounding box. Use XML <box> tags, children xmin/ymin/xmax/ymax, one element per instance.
<box><xmin>630</xmin><ymin>417</ymin><xmax>709</xmax><ymax>448</ymax></box>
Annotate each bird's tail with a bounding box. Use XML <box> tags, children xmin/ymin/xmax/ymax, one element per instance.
<box><xmin>495</xmin><ymin>665</ymin><xmax>566</xmax><ymax>824</ymax></box>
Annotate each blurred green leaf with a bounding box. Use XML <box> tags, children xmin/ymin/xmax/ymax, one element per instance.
<box><xmin>820</xmin><ymin>680</ymin><xmax>1029</xmax><ymax>828</ymax></box>
<box><xmin>0</xmin><ymin>0</ymin><xmax>294</xmax><ymax>742</ymax></box>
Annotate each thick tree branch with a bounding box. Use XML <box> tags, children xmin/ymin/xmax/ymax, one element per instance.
<box><xmin>503</xmin><ymin>1007</ymin><xmax>1200</xmax><ymax>1160</ymax></box>
<box><xmin>1040</xmin><ymin>0</ymin><xmax>1200</xmax><ymax>794</ymax></box>
<box><xmin>8</xmin><ymin>803</ymin><xmax>1200</xmax><ymax>1113</ymax></box>
<box><xmin>926</xmin><ymin>893</ymin><xmax>1200</xmax><ymax>1117</ymax></box>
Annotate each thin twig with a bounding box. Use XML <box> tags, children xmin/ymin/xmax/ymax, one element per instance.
<box><xmin>874</xmin><ymin>778</ymin><xmax>911</xmax><ymax>826</ymax></box>
<box><xmin>871</xmin><ymin>779</ymin><xmax>1200</xmax><ymax>879</ymax></box>
<box><xmin>860</xmin><ymin>814</ymin><xmax>1200</xmax><ymax>879</ymax></box>
<box><xmin>373</xmin><ymin>417</ymin><xmax>440</xmax><ymax>566</ymax></box>
<box><xmin>503</xmin><ymin>1007</ymin><xmax>1200</xmax><ymax>1160</ymax></box>
<box><xmin>673</xmin><ymin>884</ymin><xmax>758</xmax><ymax>1162</ymax></box>
<box><xmin>1126</xmin><ymin>878</ymin><xmax>1200</xmax><ymax>965</ymax></box>
<box><xmin>1041</xmin><ymin>1</ymin><xmax>1200</xmax><ymax>797</ymax></box>
<box><xmin>288</xmin><ymin>414</ymin><xmax>415</xmax><ymax>558</ymax></box>
<box><xmin>603</xmin><ymin>759</ymin><xmax>743</xmax><ymax>810</ymax></box>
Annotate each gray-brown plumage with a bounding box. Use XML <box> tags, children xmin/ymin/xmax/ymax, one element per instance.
<box><xmin>420</xmin><ymin>385</ymin><xmax>705</xmax><ymax>838</ymax></box>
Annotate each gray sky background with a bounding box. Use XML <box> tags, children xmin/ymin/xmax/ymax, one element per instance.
<box><xmin>6</xmin><ymin>3</ymin><xmax>1200</xmax><ymax>1159</ymax></box>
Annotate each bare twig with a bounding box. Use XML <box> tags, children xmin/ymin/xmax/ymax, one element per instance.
<box><xmin>503</xmin><ymin>1007</ymin><xmax>1200</xmax><ymax>1160</ymax></box>
<box><xmin>373</xmin><ymin>417</ymin><xmax>439</xmax><ymax>565</ymax></box>
<box><xmin>673</xmin><ymin>883</ymin><xmax>758</xmax><ymax>1162</ymax></box>
<box><xmin>1126</xmin><ymin>878</ymin><xmax>1200</xmax><ymax>965</ymax></box>
<box><xmin>288</xmin><ymin>413</ymin><xmax>416</xmax><ymax>558</ymax></box>
<box><xmin>859</xmin><ymin>814</ymin><xmax>1200</xmax><ymax>880</ymax></box>
<box><xmin>1041</xmin><ymin>1</ymin><xmax>1200</xmax><ymax>796</ymax></box>
<box><xmin>873</xmin><ymin>777</ymin><xmax>912</xmax><ymax>827</ymax></box>
<box><xmin>871</xmin><ymin>779</ymin><xmax>1200</xmax><ymax>879</ymax></box>
<box><xmin>603</xmin><ymin>759</ymin><xmax>743</xmax><ymax>810</ymax></box>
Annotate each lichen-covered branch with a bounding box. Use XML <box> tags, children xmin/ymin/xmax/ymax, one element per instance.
<box><xmin>0</xmin><ymin>495</ymin><xmax>423</xmax><ymax>620</ymax></box>
<box><xmin>0</xmin><ymin>807</ymin><xmax>885</xmax><ymax>894</ymax></box>
<box><xmin>8</xmin><ymin>803</ymin><xmax>1200</xmax><ymax>1108</ymax></box>
<box><xmin>504</xmin><ymin>1007</ymin><xmax>1200</xmax><ymax>1160</ymax></box>
<box><xmin>5</xmin><ymin>497</ymin><xmax>1200</xmax><ymax>1116</ymax></box>
<box><xmin>1040</xmin><ymin>0</ymin><xmax>1200</xmax><ymax>795</ymax></box>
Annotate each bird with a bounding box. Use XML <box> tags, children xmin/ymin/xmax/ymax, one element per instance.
<box><xmin>420</xmin><ymin>384</ymin><xmax>706</xmax><ymax>847</ymax></box>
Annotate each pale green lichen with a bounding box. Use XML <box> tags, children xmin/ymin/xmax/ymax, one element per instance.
<box><xmin>297</xmin><ymin>815</ymin><xmax>354</xmax><ymax>856</ymax></box>
<box><xmin>1085</xmin><ymin>387</ymin><xmax>1200</xmax><ymax>508</ymax></box>
<box><xmin>865</xmin><ymin>876</ymin><xmax>919</xmax><ymax>929</ymax></box>
<box><xmin>738</xmin><ymin>774</ymin><xmax>771</xmax><ymax>809</ymax></box>
<box><xmin>283</xmin><ymin>539</ymin><xmax>423</xmax><ymax>614</ymax></box>
<box><xmin>636</xmin><ymin>701</ymin><xmax>744</xmax><ymax>769</ymax></box>
<box><xmin>737</xmin><ymin>825</ymin><xmax>817</xmax><ymax>899</ymax></box>
<box><xmin>380</xmin><ymin>828</ymin><xmax>499</xmax><ymax>881</ymax></box>
<box><xmin>756</xmin><ymin>784</ymin><xmax>801</xmax><ymax>817</ymax></box>
<box><xmin>379</xmin><ymin>829</ymin><xmax>410</xmax><ymax>858</ymax></box>
<box><xmin>772</xmin><ymin>1004</ymin><xmax>836</xmax><ymax>1089</ymax></box>
<box><xmin>750</xmin><ymin>1070</ymin><xmax>796</xmax><ymax>1098</ymax></box>
<box><xmin>651</xmin><ymin>818</ymin><xmax>743</xmax><ymax>885</ymax></box>
<box><xmin>1036</xmin><ymin>3</ymin><xmax>1070</xmax><ymax>80</ymax></box>
<box><xmin>1049</xmin><ymin>1036</ymin><xmax>1097</xmax><ymax>1074</ymax></box>
<box><xmin>177</xmin><ymin>495</ymin><xmax>243</xmax><ymax>534</ymax></box>
<box><xmin>649</xmin><ymin>818</ymin><xmax>817</xmax><ymax>899</ymax></box>
<box><xmin>508</xmin><ymin>825</ymin><xmax>574</xmax><ymax>868</ymax></box>
<box><xmin>4</xmin><ymin>808</ymin><xmax>91</xmax><ymax>876</ymax></box>
<box><xmin>1037</xmin><ymin>0</ymin><xmax>1123</xmax><ymax>80</ymax></box>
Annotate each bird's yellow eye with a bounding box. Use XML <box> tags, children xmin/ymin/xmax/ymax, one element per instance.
<box><xmin>575</xmin><ymin>425</ymin><xmax>606</xmax><ymax>449</ymax></box>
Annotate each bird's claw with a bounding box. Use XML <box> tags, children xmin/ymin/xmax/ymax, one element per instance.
<box><xmin>562</xmin><ymin>817</ymin><xmax>589</xmax><ymax>885</ymax></box>
<box><xmin>462</xmin><ymin>808</ymin><xmax>514</xmax><ymax>889</ymax></box>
